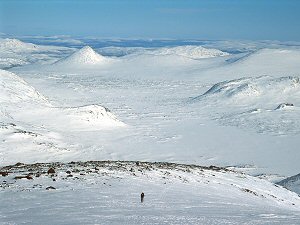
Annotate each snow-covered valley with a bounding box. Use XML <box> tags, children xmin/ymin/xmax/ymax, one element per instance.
<box><xmin>1</xmin><ymin>37</ymin><xmax>300</xmax><ymax>224</ymax></box>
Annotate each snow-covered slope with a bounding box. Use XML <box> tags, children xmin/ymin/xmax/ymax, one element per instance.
<box><xmin>1</xmin><ymin>161</ymin><xmax>300</xmax><ymax>224</ymax></box>
<box><xmin>231</xmin><ymin>48</ymin><xmax>300</xmax><ymax>69</ymax></box>
<box><xmin>278</xmin><ymin>173</ymin><xmax>300</xmax><ymax>195</ymax></box>
<box><xmin>0</xmin><ymin>68</ymin><xmax>125</xmax><ymax>165</ymax></box>
<box><xmin>0</xmin><ymin>69</ymin><xmax>123</xmax><ymax>129</ymax></box>
<box><xmin>0</xmin><ymin>69</ymin><xmax>48</xmax><ymax>104</ymax></box>
<box><xmin>198</xmin><ymin>48</ymin><xmax>300</xmax><ymax>83</ymax></box>
<box><xmin>54</xmin><ymin>46</ymin><xmax>110</xmax><ymax>67</ymax></box>
<box><xmin>191</xmin><ymin>75</ymin><xmax>300</xmax><ymax>135</ymax></box>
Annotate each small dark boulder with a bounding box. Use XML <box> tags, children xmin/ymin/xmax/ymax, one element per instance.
<box><xmin>47</xmin><ymin>168</ymin><xmax>55</xmax><ymax>174</ymax></box>
<box><xmin>14</xmin><ymin>175</ymin><xmax>33</xmax><ymax>180</ymax></box>
<box><xmin>25</xmin><ymin>175</ymin><xmax>33</xmax><ymax>180</ymax></box>
<box><xmin>275</xmin><ymin>103</ymin><xmax>294</xmax><ymax>110</ymax></box>
<box><xmin>46</xmin><ymin>186</ymin><xmax>56</xmax><ymax>190</ymax></box>
<box><xmin>0</xmin><ymin>171</ymin><xmax>8</xmax><ymax>177</ymax></box>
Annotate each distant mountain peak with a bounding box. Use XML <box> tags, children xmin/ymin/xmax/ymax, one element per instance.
<box><xmin>0</xmin><ymin>38</ymin><xmax>38</xmax><ymax>51</ymax></box>
<box><xmin>55</xmin><ymin>46</ymin><xmax>108</xmax><ymax>66</ymax></box>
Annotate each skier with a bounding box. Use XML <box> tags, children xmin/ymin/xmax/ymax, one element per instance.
<box><xmin>141</xmin><ymin>192</ymin><xmax>145</xmax><ymax>203</ymax></box>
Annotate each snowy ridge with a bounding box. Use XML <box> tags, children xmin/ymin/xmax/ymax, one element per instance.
<box><xmin>143</xmin><ymin>45</ymin><xmax>229</xmax><ymax>59</ymax></box>
<box><xmin>99</xmin><ymin>45</ymin><xmax>229</xmax><ymax>59</ymax></box>
<box><xmin>231</xmin><ymin>48</ymin><xmax>300</xmax><ymax>65</ymax></box>
<box><xmin>278</xmin><ymin>173</ymin><xmax>300</xmax><ymax>195</ymax></box>
<box><xmin>0</xmin><ymin>38</ymin><xmax>38</xmax><ymax>52</ymax></box>
<box><xmin>54</xmin><ymin>46</ymin><xmax>109</xmax><ymax>66</ymax></box>
<box><xmin>195</xmin><ymin>76</ymin><xmax>300</xmax><ymax>100</ymax></box>
<box><xmin>0</xmin><ymin>69</ymin><xmax>48</xmax><ymax>104</ymax></box>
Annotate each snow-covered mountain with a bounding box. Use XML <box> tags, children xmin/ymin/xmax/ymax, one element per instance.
<box><xmin>0</xmin><ymin>38</ymin><xmax>39</xmax><ymax>52</ymax></box>
<box><xmin>54</xmin><ymin>46</ymin><xmax>110</xmax><ymax>66</ymax></box>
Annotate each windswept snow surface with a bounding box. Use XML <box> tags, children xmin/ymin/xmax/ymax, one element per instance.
<box><xmin>1</xmin><ymin>161</ymin><xmax>300</xmax><ymax>225</ymax></box>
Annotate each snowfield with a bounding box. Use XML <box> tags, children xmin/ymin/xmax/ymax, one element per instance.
<box><xmin>1</xmin><ymin>37</ymin><xmax>300</xmax><ymax>224</ymax></box>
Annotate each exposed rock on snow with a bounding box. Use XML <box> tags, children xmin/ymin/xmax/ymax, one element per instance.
<box><xmin>54</xmin><ymin>46</ymin><xmax>109</xmax><ymax>66</ymax></box>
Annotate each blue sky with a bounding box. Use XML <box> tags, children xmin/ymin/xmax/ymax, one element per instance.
<box><xmin>0</xmin><ymin>0</ymin><xmax>300</xmax><ymax>41</ymax></box>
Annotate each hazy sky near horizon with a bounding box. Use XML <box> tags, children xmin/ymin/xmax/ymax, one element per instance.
<box><xmin>0</xmin><ymin>0</ymin><xmax>300</xmax><ymax>41</ymax></box>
